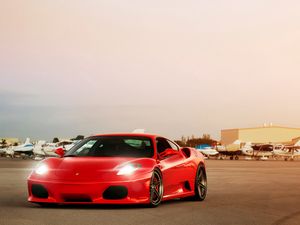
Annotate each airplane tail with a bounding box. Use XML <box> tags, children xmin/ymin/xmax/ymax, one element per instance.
<box><xmin>24</xmin><ymin>138</ymin><xmax>30</xmax><ymax>145</ymax></box>
<box><xmin>33</xmin><ymin>140</ymin><xmax>46</xmax><ymax>156</ymax></box>
<box><xmin>244</xmin><ymin>142</ymin><xmax>252</xmax><ymax>147</ymax></box>
<box><xmin>241</xmin><ymin>142</ymin><xmax>253</xmax><ymax>155</ymax></box>
<box><xmin>36</xmin><ymin>140</ymin><xmax>46</xmax><ymax>147</ymax></box>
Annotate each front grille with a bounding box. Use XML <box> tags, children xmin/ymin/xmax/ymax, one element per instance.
<box><xmin>103</xmin><ymin>186</ymin><xmax>128</xmax><ymax>200</ymax></box>
<box><xmin>31</xmin><ymin>184</ymin><xmax>49</xmax><ymax>199</ymax></box>
<box><xmin>62</xmin><ymin>194</ymin><xmax>92</xmax><ymax>202</ymax></box>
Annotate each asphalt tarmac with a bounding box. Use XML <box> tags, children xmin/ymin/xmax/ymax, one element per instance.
<box><xmin>0</xmin><ymin>158</ymin><xmax>299</xmax><ymax>225</ymax></box>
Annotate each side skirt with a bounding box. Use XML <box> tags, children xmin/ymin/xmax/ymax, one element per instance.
<box><xmin>162</xmin><ymin>191</ymin><xmax>195</xmax><ymax>201</ymax></box>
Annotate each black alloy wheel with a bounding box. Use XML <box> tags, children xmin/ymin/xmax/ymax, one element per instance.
<box><xmin>194</xmin><ymin>165</ymin><xmax>207</xmax><ymax>201</ymax></box>
<box><xmin>149</xmin><ymin>169</ymin><xmax>163</xmax><ymax>207</ymax></box>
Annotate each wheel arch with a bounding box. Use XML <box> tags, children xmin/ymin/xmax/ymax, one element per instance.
<box><xmin>153</xmin><ymin>166</ymin><xmax>163</xmax><ymax>178</ymax></box>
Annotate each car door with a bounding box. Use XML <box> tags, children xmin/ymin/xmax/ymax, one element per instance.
<box><xmin>156</xmin><ymin>137</ymin><xmax>186</xmax><ymax>196</ymax></box>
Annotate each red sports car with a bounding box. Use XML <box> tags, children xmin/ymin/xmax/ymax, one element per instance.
<box><xmin>27</xmin><ymin>133</ymin><xmax>207</xmax><ymax>207</ymax></box>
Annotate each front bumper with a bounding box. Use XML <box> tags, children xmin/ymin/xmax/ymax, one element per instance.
<box><xmin>28</xmin><ymin>177</ymin><xmax>151</xmax><ymax>204</ymax></box>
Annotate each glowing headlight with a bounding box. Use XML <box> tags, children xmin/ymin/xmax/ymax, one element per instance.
<box><xmin>35</xmin><ymin>164</ymin><xmax>49</xmax><ymax>175</ymax></box>
<box><xmin>117</xmin><ymin>164</ymin><xmax>140</xmax><ymax>175</ymax></box>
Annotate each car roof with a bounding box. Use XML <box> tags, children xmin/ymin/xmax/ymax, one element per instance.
<box><xmin>92</xmin><ymin>133</ymin><xmax>159</xmax><ymax>139</ymax></box>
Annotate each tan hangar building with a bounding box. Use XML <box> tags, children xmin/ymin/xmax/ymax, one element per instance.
<box><xmin>221</xmin><ymin>125</ymin><xmax>300</xmax><ymax>145</ymax></box>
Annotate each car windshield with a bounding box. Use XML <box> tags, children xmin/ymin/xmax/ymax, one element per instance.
<box><xmin>65</xmin><ymin>136</ymin><xmax>154</xmax><ymax>158</ymax></box>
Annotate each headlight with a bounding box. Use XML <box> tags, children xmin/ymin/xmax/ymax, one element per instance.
<box><xmin>117</xmin><ymin>164</ymin><xmax>141</xmax><ymax>175</ymax></box>
<box><xmin>35</xmin><ymin>164</ymin><xmax>49</xmax><ymax>175</ymax></box>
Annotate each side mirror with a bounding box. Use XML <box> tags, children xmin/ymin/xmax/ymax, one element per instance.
<box><xmin>159</xmin><ymin>148</ymin><xmax>178</xmax><ymax>159</ymax></box>
<box><xmin>55</xmin><ymin>147</ymin><xmax>65</xmax><ymax>157</ymax></box>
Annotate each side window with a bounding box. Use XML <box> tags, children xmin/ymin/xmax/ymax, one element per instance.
<box><xmin>167</xmin><ymin>140</ymin><xmax>179</xmax><ymax>151</ymax></box>
<box><xmin>156</xmin><ymin>138</ymin><xmax>171</xmax><ymax>154</ymax></box>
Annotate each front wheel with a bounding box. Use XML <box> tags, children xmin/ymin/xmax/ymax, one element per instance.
<box><xmin>149</xmin><ymin>169</ymin><xmax>163</xmax><ymax>207</ymax></box>
<box><xmin>193</xmin><ymin>165</ymin><xmax>207</xmax><ymax>201</ymax></box>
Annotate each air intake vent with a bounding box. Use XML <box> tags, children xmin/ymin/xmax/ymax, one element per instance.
<box><xmin>31</xmin><ymin>184</ymin><xmax>49</xmax><ymax>199</ymax></box>
<box><xmin>103</xmin><ymin>186</ymin><xmax>128</xmax><ymax>200</ymax></box>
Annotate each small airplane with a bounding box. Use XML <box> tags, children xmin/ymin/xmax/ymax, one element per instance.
<box><xmin>34</xmin><ymin>139</ymin><xmax>77</xmax><ymax>159</ymax></box>
<box><xmin>195</xmin><ymin>144</ymin><xmax>219</xmax><ymax>158</ymax></box>
<box><xmin>241</xmin><ymin>143</ymin><xmax>274</xmax><ymax>160</ymax></box>
<box><xmin>273</xmin><ymin>141</ymin><xmax>300</xmax><ymax>161</ymax></box>
<box><xmin>217</xmin><ymin>140</ymin><xmax>242</xmax><ymax>160</ymax></box>
<box><xmin>32</xmin><ymin>140</ymin><xmax>47</xmax><ymax>160</ymax></box>
<box><xmin>7</xmin><ymin>138</ymin><xmax>34</xmax><ymax>158</ymax></box>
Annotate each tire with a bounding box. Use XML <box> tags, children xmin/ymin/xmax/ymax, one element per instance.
<box><xmin>149</xmin><ymin>169</ymin><xmax>163</xmax><ymax>207</ymax></box>
<box><xmin>193</xmin><ymin>165</ymin><xmax>207</xmax><ymax>201</ymax></box>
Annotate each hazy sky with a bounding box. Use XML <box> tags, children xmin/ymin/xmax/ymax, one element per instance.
<box><xmin>1</xmin><ymin>0</ymin><xmax>300</xmax><ymax>141</ymax></box>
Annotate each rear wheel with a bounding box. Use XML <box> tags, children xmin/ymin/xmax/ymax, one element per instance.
<box><xmin>149</xmin><ymin>169</ymin><xmax>163</xmax><ymax>207</ymax></box>
<box><xmin>193</xmin><ymin>165</ymin><xmax>207</xmax><ymax>201</ymax></box>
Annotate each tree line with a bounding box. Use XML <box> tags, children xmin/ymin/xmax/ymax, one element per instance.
<box><xmin>174</xmin><ymin>134</ymin><xmax>217</xmax><ymax>147</ymax></box>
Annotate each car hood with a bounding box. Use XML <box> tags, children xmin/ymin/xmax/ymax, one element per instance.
<box><xmin>45</xmin><ymin>157</ymin><xmax>155</xmax><ymax>182</ymax></box>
